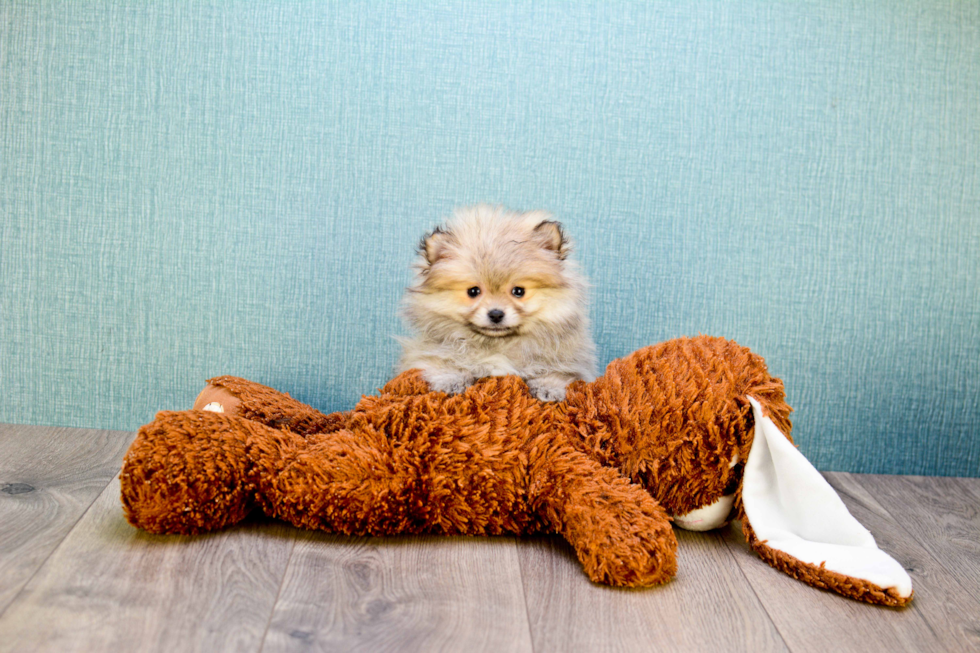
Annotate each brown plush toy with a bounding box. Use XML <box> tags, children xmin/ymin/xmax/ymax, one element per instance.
<box><xmin>120</xmin><ymin>336</ymin><xmax>912</xmax><ymax>606</ymax></box>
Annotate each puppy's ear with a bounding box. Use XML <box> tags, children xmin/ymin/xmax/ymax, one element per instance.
<box><xmin>419</xmin><ymin>226</ymin><xmax>454</xmax><ymax>267</ymax></box>
<box><xmin>532</xmin><ymin>220</ymin><xmax>569</xmax><ymax>260</ymax></box>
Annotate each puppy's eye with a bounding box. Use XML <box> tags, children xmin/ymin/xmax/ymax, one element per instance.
<box><xmin>467</xmin><ymin>286</ymin><xmax>481</xmax><ymax>298</ymax></box>
<box><xmin>511</xmin><ymin>286</ymin><xmax>525</xmax><ymax>298</ymax></box>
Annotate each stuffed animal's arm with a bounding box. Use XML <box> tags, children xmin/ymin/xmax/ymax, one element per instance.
<box><xmin>529</xmin><ymin>441</ymin><xmax>678</xmax><ymax>587</ymax></box>
<box><xmin>194</xmin><ymin>376</ymin><xmax>346</xmax><ymax>436</ymax></box>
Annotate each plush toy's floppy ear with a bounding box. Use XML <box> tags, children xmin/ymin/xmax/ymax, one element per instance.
<box><xmin>740</xmin><ymin>397</ymin><xmax>913</xmax><ymax>606</ymax></box>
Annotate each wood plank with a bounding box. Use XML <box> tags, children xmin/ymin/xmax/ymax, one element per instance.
<box><xmin>0</xmin><ymin>477</ymin><xmax>295</xmax><ymax>653</ymax></box>
<box><xmin>721</xmin><ymin>472</ymin><xmax>980</xmax><ymax>653</ymax></box>
<box><xmin>262</xmin><ymin>532</ymin><xmax>534</xmax><ymax>653</ymax></box>
<box><xmin>828</xmin><ymin>473</ymin><xmax>980</xmax><ymax>652</ymax></box>
<box><xmin>956</xmin><ymin>476</ymin><xmax>980</xmax><ymax>502</ymax></box>
<box><xmin>3</xmin><ymin>419</ymin><xmax>976</xmax><ymax>653</ymax></box>
<box><xmin>856</xmin><ymin>474</ymin><xmax>980</xmax><ymax>596</ymax></box>
<box><xmin>518</xmin><ymin>529</ymin><xmax>789</xmax><ymax>653</ymax></box>
<box><xmin>0</xmin><ymin>423</ymin><xmax>134</xmax><ymax>614</ymax></box>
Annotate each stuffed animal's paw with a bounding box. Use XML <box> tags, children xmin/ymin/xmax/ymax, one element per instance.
<box><xmin>193</xmin><ymin>384</ymin><xmax>242</xmax><ymax>415</ymax></box>
<box><xmin>193</xmin><ymin>376</ymin><xmax>342</xmax><ymax>435</ymax></box>
<box><xmin>120</xmin><ymin>411</ymin><xmax>254</xmax><ymax>534</ymax></box>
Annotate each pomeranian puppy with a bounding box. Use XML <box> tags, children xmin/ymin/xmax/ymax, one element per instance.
<box><xmin>397</xmin><ymin>204</ymin><xmax>597</xmax><ymax>402</ymax></box>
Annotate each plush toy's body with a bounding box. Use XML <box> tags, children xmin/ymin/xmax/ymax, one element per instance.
<box><xmin>121</xmin><ymin>336</ymin><xmax>912</xmax><ymax>606</ymax></box>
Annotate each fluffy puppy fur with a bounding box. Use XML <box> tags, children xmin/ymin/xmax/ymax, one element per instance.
<box><xmin>397</xmin><ymin>205</ymin><xmax>597</xmax><ymax>402</ymax></box>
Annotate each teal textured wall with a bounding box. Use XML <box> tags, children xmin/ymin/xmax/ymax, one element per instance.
<box><xmin>2</xmin><ymin>1</ymin><xmax>978</xmax><ymax>476</ymax></box>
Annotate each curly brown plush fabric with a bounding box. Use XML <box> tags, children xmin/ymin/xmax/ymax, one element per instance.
<box><xmin>120</xmin><ymin>335</ymin><xmax>904</xmax><ymax>604</ymax></box>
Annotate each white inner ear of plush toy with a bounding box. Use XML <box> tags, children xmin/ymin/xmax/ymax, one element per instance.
<box><xmin>742</xmin><ymin>397</ymin><xmax>912</xmax><ymax>599</ymax></box>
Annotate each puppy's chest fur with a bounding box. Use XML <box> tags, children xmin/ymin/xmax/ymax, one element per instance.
<box><xmin>454</xmin><ymin>349</ymin><xmax>521</xmax><ymax>377</ymax></box>
<box><xmin>405</xmin><ymin>327</ymin><xmax>590</xmax><ymax>379</ymax></box>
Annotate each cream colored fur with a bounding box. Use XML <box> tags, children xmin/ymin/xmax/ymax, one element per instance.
<box><xmin>397</xmin><ymin>205</ymin><xmax>597</xmax><ymax>401</ymax></box>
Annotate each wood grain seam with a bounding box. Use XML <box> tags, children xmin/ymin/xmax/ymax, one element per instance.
<box><xmin>718</xmin><ymin>529</ymin><xmax>793</xmax><ymax>652</ymax></box>
<box><xmin>255</xmin><ymin>535</ymin><xmax>298</xmax><ymax>653</ymax></box>
<box><xmin>514</xmin><ymin>537</ymin><xmax>539</xmax><ymax>653</ymax></box>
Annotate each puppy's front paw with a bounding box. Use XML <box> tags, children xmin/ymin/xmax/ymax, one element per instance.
<box><xmin>527</xmin><ymin>377</ymin><xmax>569</xmax><ymax>402</ymax></box>
<box><xmin>423</xmin><ymin>370</ymin><xmax>475</xmax><ymax>396</ymax></box>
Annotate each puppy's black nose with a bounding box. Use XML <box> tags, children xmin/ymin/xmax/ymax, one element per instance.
<box><xmin>487</xmin><ymin>309</ymin><xmax>505</xmax><ymax>324</ymax></box>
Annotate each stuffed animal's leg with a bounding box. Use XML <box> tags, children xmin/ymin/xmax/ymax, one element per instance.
<box><xmin>121</xmin><ymin>410</ymin><xmax>414</xmax><ymax>537</ymax></box>
<box><xmin>739</xmin><ymin>397</ymin><xmax>913</xmax><ymax>606</ymax></box>
<box><xmin>121</xmin><ymin>410</ymin><xmax>305</xmax><ymax>534</ymax></box>
<box><xmin>193</xmin><ymin>376</ymin><xmax>345</xmax><ymax>436</ymax></box>
<box><xmin>254</xmin><ymin>424</ymin><xmax>417</xmax><ymax>536</ymax></box>
<box><xmin>531</xmin><ymin>442</ymin><xmax>677</xmax><ymax>587</ymax></box>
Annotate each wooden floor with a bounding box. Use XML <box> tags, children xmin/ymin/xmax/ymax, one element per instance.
<box><xmin>1</xmin><ymin>424</ymin><xmax>978</xmax><ymax>653</ymax></box>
